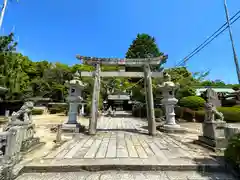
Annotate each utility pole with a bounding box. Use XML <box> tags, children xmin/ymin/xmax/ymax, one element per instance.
<box><xmin>224</xmin><ymin>0</ymin><xmax>240</xmax><ymax>84</ymax></box>
<box><xmin>0</xmin><ymin>0</ymin><xmax>8</xmax><ymax>30</ymax></box>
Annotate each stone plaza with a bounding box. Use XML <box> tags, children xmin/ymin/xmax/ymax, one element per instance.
<box><xmin>15</xmin><ymin>114</ymin><xmax>237</xmax><ymax>180</ymax></box>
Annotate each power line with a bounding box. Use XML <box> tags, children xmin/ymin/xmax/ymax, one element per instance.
<box><xmin>177</xmin><ymin>12</ymin><xmax>240</xmax><ymax>67</ymax></box>
<box><xmin>176</xmin><ymin>10</ymin><xmax>240</xmax><ymax>67</ymax></box>
<box><xmin>178</xmin><ymin>10</ymin><xmax>240</xmax><ymax>66</ymax></box>
<box><xmin>178</xmin><ymin>14</ymin><xmax>240</xmax><ymax>67</ymax></box>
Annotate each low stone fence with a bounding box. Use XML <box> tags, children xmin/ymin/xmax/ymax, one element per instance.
<box><xmin>225</xmin><ymin>125</ymin><xmax>240</xmax><ymax>140</ymax></box>
<box><xmin>0</xmin><ymin>126</ymin><xmax>24</xmax><ymax>165</ymax></box>
<box><xmin>0</xmin><ymin>126</ymin><xmax>25</xmax><ymax>179</ymax></box>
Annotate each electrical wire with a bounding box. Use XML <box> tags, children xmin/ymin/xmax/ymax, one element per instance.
<box><xmin>176</xmin><ymin>10</ymin><xmax>240</xmax><ymax>67</ymax></box>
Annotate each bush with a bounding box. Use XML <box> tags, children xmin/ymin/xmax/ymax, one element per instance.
<box><xmin>222</xmin><ymin>99</ymin><xmax>237</xmax><ymax>107</ymax></box>
<box><xmin>179</xmin><ymin>96</ymin><xmax>206</xmax><ymax>110</ymax></box>
<box><xmin>224</xmin><ymin>133</ymin><xmax>240</xmax><ymax>169</ymax></box>
<box><xmin>48</xmin><ymin>103</ymin><xmax>68</xmax><ymax>114</ymax></box>
<box><xmin>32</xmin><ymin>109</ymin><xmax>44</xmax><ymax>115</ymax></box>
<box><xmin>132</xmin><ymin>107</ymin><xmax>144</xmax><ymax>117</ymax></box>
<box><xmin>175</xmin><ymin>106</ymin><xmax>199</xmax><ymax>122</ymax></box>
<box><xmin>132</xmin><ymin>105</ymin><xmax>163</xmax><ymax>118</ymax></box>
<box><xmin>176</xmin><ymin>87</ymin><xmax>196</xmax><ymax>99</ymax></box>
<box><xmin>232</xmin><ymin>105</ymin><xmax>240</xmax><ymax>108</ymax></box>
<box><xmin>176</xmin><ymin>106</ymin><xmax>240</xmax><ymax>123</ymax></box>
<box><xmin>194</xmin><ymin>110</ymin><xmax>205</xmax><ymax>122</ymax></box>
<box><xmin>217</xmin><ymin>107</ymin><xmax>240</xmax><ymax>122</ymax></box>
<box><xmin>49</xmin><ymin>108</ymin><xmax>62</xmax><ymax>114</ymax></box>
<box><xmin>132</xmin><ymin>103</ymin><xmax>146</xmax><ymax>117</ymax></box>
<box><xmin>155</xmin><ymin>108</ymin><xmax>163</xmax><ymax>118</ymax></box>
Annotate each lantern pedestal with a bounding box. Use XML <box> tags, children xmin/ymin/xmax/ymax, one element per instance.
<box><xmin>157</xmin><ymin>73</ymin><xmax>186</xmax><ymax>133</ymax></box>
<box><xmin>62</xmin><ymin>123</ymin><xmax>83</xmax><ymax>133</ymax></box>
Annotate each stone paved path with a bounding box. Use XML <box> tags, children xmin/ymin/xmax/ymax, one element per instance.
<box><xmin>16</xmin><ymin>171</ymin><xmax>236</xmax><ymax>180</ymax></box>
<box><xmin>27</xmin><ymin>116</ymin><xmax>219</xmax><ymax>168</ymax></box>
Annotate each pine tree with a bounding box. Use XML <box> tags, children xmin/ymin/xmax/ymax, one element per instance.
<box><xmin>125</xmin><ymin>33</ymin><xmax>167</xmax><ymax>72</ymax></box>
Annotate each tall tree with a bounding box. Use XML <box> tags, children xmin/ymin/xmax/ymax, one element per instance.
<box><xmin>125</xmin><ymin>33</ymin><xmax>167</xmax><ymax>71</ymax></box>
<box><xmin>125</xmin><ymin>33</ymin><xmax>167</xmax><ymax>101</ymax></box>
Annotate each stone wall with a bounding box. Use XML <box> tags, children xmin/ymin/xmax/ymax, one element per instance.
<box><xmin>0</xmin><ymin>126</ymin><xmax>25</xmax><ymax>179</ymax></box>
<box><xmin>225</xmin><ymin>126</ymin><xmax>240</xmax><ymax>140</ymax></box>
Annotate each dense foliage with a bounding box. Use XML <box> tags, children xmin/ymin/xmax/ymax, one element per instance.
<box><xmin>224</xmin><ymin>133</ymin><xmax>240</xmax><ymax>168</ymax></box>
<box><xmin>132</xmin><ymin>103</ymin><xmax>164</xmax><ymax>118</ymax></box>
<box><xmin>0</xmin><ymin>33</ymin><xmax>239</xmax><ymax>106</ymax></box>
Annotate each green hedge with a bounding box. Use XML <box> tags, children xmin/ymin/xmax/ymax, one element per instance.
<box><xmin>175</xmin><ymin>106</ymin><xmax>240</xmax><ymax>123</ymax></box>
<box><xmin>155</xmin><ymin>108</ymin><xmax>164</xmax><ymax>118</ymax></box>
<box><xmin>217</xmin><ymin>107</ymin><xmax>240</xmax><ymax>122</ymax></box>
<box><xmin>175</xmin><ymin>106</ymin><xmax>199</xmax><ymax>122</ymax></box>
<box><xmin>179</xmin><ymin>96</ymin><xmax>206</xmax><ymax>110</ymax></box>
<box><xmin>132</xmin><ymin>105</ymin><xmax>146</xmax><ymax>118</ymax></box>
<box><xmin>132</xmin><ymin>106</ymin><xmax>163</xmax><ymax>118</ymax></box>
<box><xmin>48</xmin><ymin>103</ymin><xmax>68</xmax><ymax>114</ymax></box>
<box><xmin>232</xmin><ymin>105</ymin><xmax>240</xmax><ymax>108</ymax></box>
<box><xmin>224</xmin><ymin>133</ymin><xmax>240</xmax><ymax>170</ymax></box>
<box><xmin>49</xmin><ymin>108</ymin><xmax>64</xmax><ymax>114</ymax></box>
<box><xmin>222</xmin><ymin>99</ymin><xmax>237</xmax><ymax>107</ymax></box>
<box><xmin>32</xmin><ymin>109</ymin><xmax>44</xmax><ymax>115</ymax></box>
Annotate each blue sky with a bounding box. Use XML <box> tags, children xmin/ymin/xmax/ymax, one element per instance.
<box><xmin>1</xmin><ymin>0</ymin><xmax>240</xmax><ymax>84</ymax></box>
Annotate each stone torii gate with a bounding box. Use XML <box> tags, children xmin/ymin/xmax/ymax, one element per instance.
<box><xmin>76</xmin><ymin>55</ymin><xmax>167</xmax><ymax>136</ymax></box>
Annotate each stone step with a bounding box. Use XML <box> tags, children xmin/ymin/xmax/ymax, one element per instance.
<box><xmin>15</xmin><ymin>171</ymin><xmax>237</xmax><ymax>180</ymax></box>
<box><xmin>19</xmin><ymin>158</ymin><xmax>226</xmax><ymax>174</ymax></box>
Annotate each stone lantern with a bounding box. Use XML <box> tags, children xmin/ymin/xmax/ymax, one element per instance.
<box><xmin>158</xmin><ymin>72</ymin><xmax>181</xmax><ymax>130</ymax></box>
<box><xmin>63</xmin><ymin>71</ymin><xmax>85</xmax><ymax>131</ymax></box>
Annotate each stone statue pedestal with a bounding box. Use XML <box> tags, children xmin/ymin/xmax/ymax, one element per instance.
<box><xmin>198</xmin><ymin>121</ymin><xmax>227</xmax><ymax>151</ymax></box>
<box><xmin>62</xmin><ymin>123</ymin><xmax>82</xmax><ymax>133</ymax></box>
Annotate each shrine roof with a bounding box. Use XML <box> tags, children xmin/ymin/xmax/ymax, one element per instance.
<box><xmin>195</xmin><ymin>88</ymin><xmax>235</xmax><ymax>96</ymax></box>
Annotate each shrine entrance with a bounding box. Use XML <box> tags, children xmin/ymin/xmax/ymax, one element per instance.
<box><xmin>107</xmin><ymin>93</ymin><xmax>132</xmax><ymax>111</ymax></box>
<box><xmin>77</xmin><ymin>55</ymin><xmax>167</xmax><ymax>136</ymax></box>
